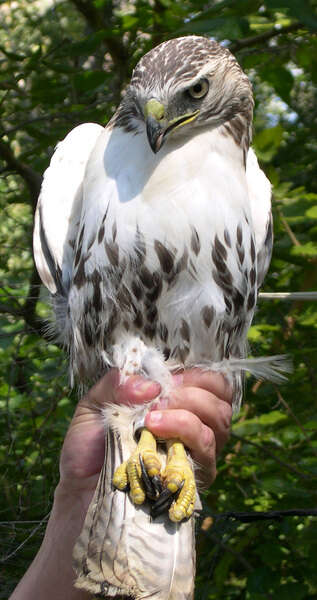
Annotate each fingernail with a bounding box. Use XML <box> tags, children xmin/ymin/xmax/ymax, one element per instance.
<box><xmin>132</xmin><ymin>379</ymin><xmax>160</xmax><ymax>394</ymax></box>
<box><xmin>147</xmin><ymin>411</ymin><xmax>163</xmax><ymax>425</ymax></box>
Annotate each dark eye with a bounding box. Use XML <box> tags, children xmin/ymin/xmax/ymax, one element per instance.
<box><xmin>187</xmin><ymin>79</ymin><xmax>209</xmax><ymax>99</ymax></box>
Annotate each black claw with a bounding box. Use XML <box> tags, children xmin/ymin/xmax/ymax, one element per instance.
<box><xmin>138</xmin><ymin>453</ymin><xmax>186</xmax><ymax>519</ymax></box>
<box><xmin>152</xmin><ymin>475</ymin><xmax>163</xmax><ymax>495</ymax></box>
<box><xmin>139</xmin><ymin>454</ymin><xmax>158</xmax><ymax>501</ymax></box>
<box><xmin>151</xmin><ymin>482</ymin><xmax>184</xmax><ymax>519</ymax></box>
<box><xmin>151</xmin><ymin>488</ymin><xmax>175</xmax><ymax>517</ymax></box>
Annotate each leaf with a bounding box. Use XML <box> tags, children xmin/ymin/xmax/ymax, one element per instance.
<box><xmin>260</xmin><ymin>477</ymin><xmax>315</xmax><ymax>498</ymax></box>
<box><xmin>246</xmin><ymin>566</ymin><xmax>279</xmax><ymax>595</ymax></box>
<box><xmin>260</xmin><ymin>65</ymin><xmax>294</xmax><ymax>103</ymax></box>
<box><xmin>291</xmin><ymin>242</ymin><xmax>317</xmax><ymax>257</ymax></box>
<box><xmin>74</xmin><ymin>70</ymin><xmax>109</xmax><ymax>92</ymax></box>
<box><xmin>306</xmin><ymin>205</ymin><xmax>317</xmax><ymax>219</ymax></box>
<box><xmin>265</xmin><ymin>0</ymin><xmax>317</xmax><ymax>31</ymax></box>
<box><xmin>253</xmin><ymin>125</ymin><xmax>284</xmax><ymax>161</ymax></box>
<box><xmin>275</xmin><ymin>583</ymin><xmax>309</xmax><ymax>600</ymax></box>
<box><xmin>121</xmin><ymin>15</ymin><xmax>138</xmax><ymax>30</ymax></box>
<box><xmin>63</xmin><ymin>30</ymin><xmax>112</xmax><ymax>57</ymax></box>
<box><xmin>233</xmin><ymin>411</ymin><xmax>288</xmax><ymax>435</ymax></box>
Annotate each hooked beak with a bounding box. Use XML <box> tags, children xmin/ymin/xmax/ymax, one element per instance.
<box><xmin>144</xmin><ymin>99</ymin><xmax>200</xmax><ymax>154</ymax></box>
<box><xmin>146</xmin><ymin>114</ymin><xmax>165</xmax><ymax>154</ymax></box>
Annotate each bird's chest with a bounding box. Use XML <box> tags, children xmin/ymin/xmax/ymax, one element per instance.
<box><xmin>71</xmin><ymin>129</ymin><xmax>256</xmax><ymax>366</ymax></box>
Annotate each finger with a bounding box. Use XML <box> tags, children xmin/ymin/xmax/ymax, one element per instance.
<box><xmin>117</xmin><ymin>376</ymin><xmax>161</xmax><ymax>406</ymax></box>
<box><xmin>78</xmin><ymin>370</ymin><xmax>161</xmax><ymax>414</ymax></box>
<box><xmin>145</xmin><ymin>409</ymin><xmax>217</xmax><ymax>486</ymax></box>
<box><xmin>152</xmin><ymin>387</ymin><xmax>232</xmax><ymax>454</ymax></box>
<box><xmin>173</xmin><ymin>369</ymin><xmax>233</xmax><ymax>404</ymax></box>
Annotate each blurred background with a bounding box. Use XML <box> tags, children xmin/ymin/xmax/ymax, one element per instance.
<box><xmin>0</xmin><ymin>1</ymin><xmax>316</xmax><ymax>598</ymax></box>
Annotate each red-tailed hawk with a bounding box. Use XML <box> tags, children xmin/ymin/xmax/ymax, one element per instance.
<box><xmin>34</xmin><ymin>35</ymin><xmax>285</xmax><ymax>600</ymax></box>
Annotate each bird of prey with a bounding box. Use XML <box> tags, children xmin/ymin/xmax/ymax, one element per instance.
<box><xmin>33</xmin><ymin>35</ymin><xmax>282</xmax><ymax>600</ymax></box>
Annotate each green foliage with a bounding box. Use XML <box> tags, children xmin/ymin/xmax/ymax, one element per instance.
<box><xmin>0</xmin><ymin>0</ymin><xmax>316</xmax><ymax>597</ymax></box>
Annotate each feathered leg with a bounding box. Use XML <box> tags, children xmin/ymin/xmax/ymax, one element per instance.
<box><xmin>112</xmin><ymin>336</ymin><xmax>197</xmax><ymax>521</ymax></box>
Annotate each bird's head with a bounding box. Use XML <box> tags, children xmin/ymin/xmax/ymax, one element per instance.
<box><xmin>113</xmin><ymin>36</ymin><xmax>253</xmax><ymax>155</ymax></box>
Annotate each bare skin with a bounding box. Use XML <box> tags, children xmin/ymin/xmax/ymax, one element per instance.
<box><xmin>10</xmin><ymin>369</ymin><xmax>232</xmax><ymax>600</ymax></box>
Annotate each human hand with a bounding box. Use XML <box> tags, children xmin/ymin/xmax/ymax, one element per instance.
<box><xmin>57</xmin><ymin>371</ymin><xmax>161</xmax><ymax>514</ymax></box>
<box><xmin>56</xmin><ymin>369</ymin><xmax>232</xmax><ymax>515</ymax></box>
<box><xmin>145</xmin><ymin>370</ymin><xmax>232</xmax><ymax>486</ymax></box>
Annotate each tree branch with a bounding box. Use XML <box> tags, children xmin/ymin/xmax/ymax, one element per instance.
<box><xmin>231</xmin><ymin>432</ymin><xmax>317</xmax><ymax>480</ymax></box>
<box><xmin>207</xmin><ymin>508</ymin><xmax>317</xmax><ymax>522</ymax></box>
<box><xmin>0</xmin><ymin>304</ymin><xmax>23</xmax><ymax>317</ymax></box>
<box><xmin>277</xmin><ymin>207</ymin><xmax>301</xmax><ymax>247</ymax></box>
<box><xmin>0</xmin><ymin>269</ymin><xmax>51</xmax><ymax>340</ymax></box>
<box><xmin>0</xmin><ymin>139</ymin><xmax>42</xmax><ymax>212</ymax></box>
<box><xmin>22</xmin><ymin>264</ymin><xmax>42</xmax><ymax>331</ymax></box>
<box><xmin>151</xmin><ymin>0</ymin><xmax>168</xmax><ymax>46</ymax></box>
<box><xmin>230</xmin><ymin>23</ymin><xmax>303</xmax><ymax>52</ymax></box>
<box><xmin>70</xmin><ymin>0</ymin><xmax>129</xmax><ymax>82</ymax></box>
<box><xmin>275</xmin><ymin>389</ymin><xmax>317</xmax><ymax>457</ymax></box>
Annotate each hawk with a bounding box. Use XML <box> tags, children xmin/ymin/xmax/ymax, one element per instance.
<box><xmin>33</xmin><ymin>35</ymin><xmax>282</xmax><ymax>600</ymax></box>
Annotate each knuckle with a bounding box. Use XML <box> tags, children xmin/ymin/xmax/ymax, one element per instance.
<box><xmin>218</xmin><ymin>401</ymin><xmax>232</xmax><ymax>435</ymax></box>
<box><xmin>222</xmin><ymin>379</ymin><xmax>234</xmax><ymax>404</ymax></box>
<box><xmin>202</xmin><ymin>424</ymin><xmax>216</xmax><ymax>450</ymax></box>
<box><xmin>177</xmin><ymin>409</ymin><xmax>196</xmax><ymax>430</ymax></box>
<box><xmin>169</xmin><ymin>387</ymin><xmax>189</xmax><ymax>408</ymax></box>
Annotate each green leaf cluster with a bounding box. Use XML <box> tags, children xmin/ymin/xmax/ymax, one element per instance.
<box><xmin>0</xmin><ymin>0</ymin><xmax>316</xmax><ymax>598</ymax></box>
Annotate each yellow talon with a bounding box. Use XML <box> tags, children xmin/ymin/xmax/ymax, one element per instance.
<box><xmin>186</xmin><ymin>501</ymin><xmax>195</xmax><ymax>519</ymax></box>
<box><xmin>163</xmin><ymin>439</ymin><xmax>196</xmax><ymax>523</ymax></box>
<box><xmin>113</xmin><ymin>432</ymin><xmax>195</xmax><ymax>521</ymax></box>
<box><xmin>113</xmin><ymin>428</ymin><xmax>161</xmax><ymax>505</ymax></box>
<box><xmin>112</xmin><ymin>461</ymin><xmax>128</xmax><ymax>490</ymax></box>
<box><xmin>127</xmin><ymin>456</ymin><xmax>145</xmax><ymax>504</ymax></box>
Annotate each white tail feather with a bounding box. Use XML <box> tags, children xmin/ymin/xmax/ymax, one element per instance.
<box><xmin>196</xmin><ymin>354</ymin><xmax>291</xmax><ymax>384</ymax></box>
<box><xmin>226</xmin><ymin>354</ymin><xmax>292</xmax><ymax>382</ymax></box>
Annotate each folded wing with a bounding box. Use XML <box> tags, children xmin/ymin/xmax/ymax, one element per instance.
<box><xmin>33</xmin><ymin>123</ymin><xmax>104</xmax><ymax>296</ymax></box>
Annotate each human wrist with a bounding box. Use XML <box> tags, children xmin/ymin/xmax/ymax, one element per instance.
<box><xmin>53</xmin><ymin>479</ymin><xmax>93</xmax><ymax>523</ymax></box>
<box><xmin>9</xmin><ymin>481</ymin><xmax>90</xmax><ymax>600</ymax></box>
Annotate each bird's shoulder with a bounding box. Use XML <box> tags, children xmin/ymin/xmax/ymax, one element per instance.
<box><xmin>33</xmin><ymin>123</ymin><xmax>105</xmax><ymax>295</ymax></box>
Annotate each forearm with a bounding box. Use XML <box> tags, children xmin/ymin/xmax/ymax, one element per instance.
<box><xmin>10</xmin><ymin>484</ymin><xmax>90</xmax><ymax>600</ymax></box>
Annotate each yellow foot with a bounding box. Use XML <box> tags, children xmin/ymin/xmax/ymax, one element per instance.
<box><xmin>113</xmin><ymin>428</ymin><xmax>161</xmax><ymax>506</ymax></box>
<box><xmin>163</xmin><ymin>439</ymin><xmax>196</xmax><ymax>522</ymax></box>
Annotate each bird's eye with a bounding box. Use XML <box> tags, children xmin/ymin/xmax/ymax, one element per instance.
<box><xmin>187</xmin><ymin>79</ymin><xmax>209</xmax><ymax>99</ymax></box>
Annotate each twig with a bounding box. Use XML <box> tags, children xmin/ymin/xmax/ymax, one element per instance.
<box><xmin>231</xmin><ymin>432</ymin><xmax>317</xmax><ymax>480</ymax></box>
<box><xmin>0</xmin><ymin>303</ymin><xmax>23</xmax><ymax>316</ymax></box>
<box><xmin>0</xmin><ymin>139</ymin><xmax>42</xmax><ymax>211</ymax></box>
<box><xmin>230</xmin><ymin>23</ymin><xmax>303</xmax><ymax>52</ymax></box>
<box><xmin>278</xmin><ymin>207</ymin><xmax>301</xmax><ymax>247</ymax></box>
<box><xmin>21</xmin><ymin>265</ymin><xmax>41</xmax><ymax>330</ymax></box>
<box><xmin>259</xmin><ymin>292</ymin><xmax>317</xmax><ymax>300</ymax></box>
<box><xmin>208</xmin><ymin>508</ymin><xmax>317</xmax><ymax>522</ymax></box>
<box><xmin>0</xmin><ymin>89</ymin><xmax>9</xmax><ymax>108</ymax></box>
<box><xmin>0</xmin><ymin>520</ymin><xmax>46</xmax><ymax>525</ymax></box>
<box><xmin>0</xmin><ymin>512</ymin><xmax>50</xmax><ymax>562</ymax></box>
<box><xmin>275</xmin><ymin>389</ymin><xmax>317</xmax><ymax>457</ymax></box>
<box><xmin>206</xmin><ymin>531</ymin><xmax>253</xmax><ymax>571</ymax></box>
